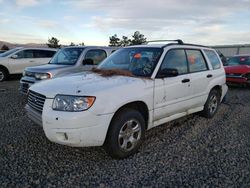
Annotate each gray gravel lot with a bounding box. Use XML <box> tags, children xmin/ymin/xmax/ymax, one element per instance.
<box><xmin>0</xmin><ymin>79</ymin><xmax>250</xmax><ymax>187</ymax></box>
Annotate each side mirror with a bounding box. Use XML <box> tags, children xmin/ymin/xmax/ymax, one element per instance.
<box><xmin>157</xmin><ymin>68</ymin><xmax>179</xmax><ymax>78</ymax></box>
<box><xmin>11</xmin><ymin>54</ymin><xmax>18</xmax><ymax>59</ymax></box>
<box><xmin>83</xmin><ymin>58</ymin><xmax>94</xmax><ymax>65</ymax></box>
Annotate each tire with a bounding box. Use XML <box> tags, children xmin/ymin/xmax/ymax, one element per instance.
<box><xmin>202</xmin><ymin>89</ymin><xmax>220</xmax><ymax>118</ymax></box>
<box><xmin>104</xmin><ymin>108</ymin><xmax>145</xmax><ymax>159</ymax></box>
<box><xmin>0</xmin><ymin>68</ymin><xmax>7</xmax><ymax>82</ymax></box>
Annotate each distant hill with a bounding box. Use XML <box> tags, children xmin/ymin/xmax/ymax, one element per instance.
<box><xmin>0</xmin><ymin>41</ymin><xmax>48</xmax><ymax>49</ymax></box>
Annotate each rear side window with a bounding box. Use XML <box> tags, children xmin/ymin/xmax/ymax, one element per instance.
<box><xmin>85</xmin><ymin>49</ymin><xmax>107</xmax><ymax>65</ymax></box>
<box><xmin>186</xmin><ymin>50</ymin><xmax>208</xmax><ymax>73</ymax></box>
<box><xmin>34</xmin><ymin>50</ymin><xmax>56</xmax><ymax>58</ymax></box>
<box><xmin>204</xmin><ymin>50</ymin><xmax>221</xmax><ymax>69</ymax></box>
<box><xmin>160</xmin><ymin>49</ymin><xmax>188</xmax><ymax>74</ymax></box>
<box><xmin>15</xmin><ymin>50</ymin><xmax>34</xmax><ymax>58</ymax></box>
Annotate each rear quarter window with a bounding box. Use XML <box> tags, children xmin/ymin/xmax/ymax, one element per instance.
<box><xmin>204</xmin><ymin>50</ymin><xmax>221</xmax><ymax>69</ymax></box>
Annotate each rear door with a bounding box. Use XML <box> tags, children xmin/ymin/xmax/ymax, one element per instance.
<box><xmin>186</xmin><ymin>49</ymin><xmax>211</xmax><ymax>107</ymax></box>
<box><xmin>33</xmin><ymin>50</ymin><xmax>56</xmax><ymax>65</ymax></box>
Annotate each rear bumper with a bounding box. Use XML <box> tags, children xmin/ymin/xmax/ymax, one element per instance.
<box><xmin>221</xmin><ymin>83</ymin><xmax>228</xmax><ymax>102</ymax></box>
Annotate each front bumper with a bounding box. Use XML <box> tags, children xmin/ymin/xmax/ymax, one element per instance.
<box><xmin>26</xmin><ymin>99</ymin><xmax>114</xmax><ymax>147</ymax></box>
<box><xmin>226</xmin><ymin>75</ymin><xmax>249</xmax><ymax>84</ymax></box>
<box><xmin>20</xmin><ymin>76</ymin><xmax>37</xmax><ymax>95</ymax></box>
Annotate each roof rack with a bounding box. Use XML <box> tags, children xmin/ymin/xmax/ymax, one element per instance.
<box><xmin>145</xmin><ymin>39</ymin><xmax>210</xmax><ymax>49</ymax></box>
<box><xmin>146</xmin><ymin>39</ymin><xmax>184</xmax><ymax>45</ymax></box>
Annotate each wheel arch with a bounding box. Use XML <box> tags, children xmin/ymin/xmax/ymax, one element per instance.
<box><xmin>104</xmin><ymin>101</ymin><xmax>150</xmax><ymax>145</ymax></box>
<box><xmin>210</xmin><ymin>85</ymin><xmax>222</xmax><ymax>99</ymax></box>
<box><xmin>0</xmin><ymin>64</ymin><xmax>9</xmax><ymax>75</ymax></box>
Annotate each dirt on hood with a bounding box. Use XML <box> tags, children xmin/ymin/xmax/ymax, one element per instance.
<box><xmin>91</xmin><ymin>68</ymin><xmax>135</xmax><ymax>77</ymax></box>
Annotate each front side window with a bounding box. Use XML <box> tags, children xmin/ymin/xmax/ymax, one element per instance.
<box><xmin>204</xmin><ymin>50</ymin><xmax>221</xmax><ymax>69</ymax></box>
<box><xmin>98</xmin><ymin>47</ymin><xmax>163</xmax><ymax>77</ymax></box>
<box><xmin>0</xmin><ymin>48</ymin><xmax>20</xmax><ymax>57</ymax></box>
<box><xmin>85</xmin><ymin>49</ymin><xmax>107</xmax><ymax>65</ymax></box>
<box><xmin>186</xmin><ymin>50</ymin><xmax>208</xmax><ymax>73</ymax></box>
<box><xmin>159</xmin><ymin>49</ymin><xmax>188</xmax><ymax>75</ymax></box>
<box><xmin>15</xmin><ymin>50</ymin><xmax>34</xmax><ymax>58</ymax></box>
<box><xmin>49</xmin><ymin>48</ymin><xmax>84</xmax><ymax>65</ymax></box>
<box><xmin>227</xmin><ymin>56</ymin><xmax>250</xmax><ymax>66</ymax></box>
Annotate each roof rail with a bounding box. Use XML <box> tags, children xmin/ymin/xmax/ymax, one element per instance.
<box><xmin>146</xmin><ymin>39</ymin><xmax>184</xmax><ymax>45</ymax></box>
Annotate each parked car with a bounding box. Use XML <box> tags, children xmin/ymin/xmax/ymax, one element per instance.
<box><xmin>25</xmin><ymin>40</ymin><xmax>228</xmax><ymax>159</ymax></box>
<box><xmin>20</xmin><ymin>46</ymin><xmax>117</xmax><ymax>94</ymax></box>
<box><xmin>0</xmin><ymin>50</ymin><xmax>7</xmax><ymax>54</ymax></box>
<box><xmin>224</xmin><ymin>55</ymin><xmax>250</xmax><ymax>86</ymax></box>
<box><xmin>0</xmin><ymin>47</ymin><xmax>57</xmax><ymax>82</ymax></box>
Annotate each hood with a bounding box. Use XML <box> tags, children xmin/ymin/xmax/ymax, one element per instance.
<box><xmin>29</xmin><ymin>72</ymin><xmax>152</xmax><ymax>98</ymax></box>
<box><xmin>224</xmin><ymin>65</ymin><xmax>250</xmax><ymax>74</ymax></box>
<box><xmin>25</xmin><ymin>64</ymin><xmax>71</xmax><ymax>73</ymax></box>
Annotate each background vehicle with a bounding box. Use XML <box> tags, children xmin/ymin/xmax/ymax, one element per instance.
<box><xmin>224</xmin><ymin>55</ymin><xmax>250</xmax><ymax>86</ymax></box>
<box><xmin>0</xmin><ymin>47</ymin><xmax>57</xmax><ymax>82</ymax></box>
<box><xmin>0</xmin><ymin>50</ymin><xmax>7</xmax><ymax>54</ymax></box>
<box><xmin>25</xmin><ymin>40</ymin><xmax>227</xmax><ymax>158</ymax></box>
<box><xmin>20</xmin><ymin>46</ymin><xmax>117</xmax><ymax>94</ymax></box>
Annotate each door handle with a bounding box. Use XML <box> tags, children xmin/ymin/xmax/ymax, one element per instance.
<box><xmin>207</xmin><ymin>74</ymin><xmax>213</xmax><ymax>78</ymax></box>
<box><xmin>182</xmin><ymin>78</ymin><xmax>190</xmax><ymax>83</ymax></box>
<box><xmin>29</xmin><ymin>60</ymin><xmax>34</xmax><ymax>62</ymax></box>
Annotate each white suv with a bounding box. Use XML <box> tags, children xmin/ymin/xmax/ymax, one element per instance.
<box><xmin>0</xmin><ymin>47</ymin><xmax>57</xmax><ymax>81</ymax></box>
<box><xmin>25</xmin><ymin>40</ymin><xmax>228</xmax><ymax>158</ymax></box>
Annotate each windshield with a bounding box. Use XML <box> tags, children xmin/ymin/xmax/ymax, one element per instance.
<box><xmin>0</xmin><ymin>48</ymin><xmax>21</xmax><ymax>57</ymax></box>
<box><xmin>98</xmin><ymin>47</ymin><xmax>163</xmax><ymax>77</ymax></box>
<box><xmin>227</xmin><ymin>56</ymin><xmax>250</xmax><ymax>66</ymax></box>
<box><xmin>49</xmin><ymin>47</ymin><xmax>85</xmax><ymax>65</ymax></box>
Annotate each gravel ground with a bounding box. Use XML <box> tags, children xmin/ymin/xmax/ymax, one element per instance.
<box><xmin>0</xmin><ymin>79</ymin><xmax>250</xmax><ymax>187</ymax></box>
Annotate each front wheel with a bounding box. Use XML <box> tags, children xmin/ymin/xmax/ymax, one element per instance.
<box><xmin>0</xmin><ymin>69</ymin><xmax>7</xmax><ymax>82</ymax></box>
<box><xmin>202</xmin><ymin>89</ymin><xmax>220</xmax><ymax>118</ymax></box>
<box><xmin>104</xmin><ymin>108</ymin><xmax>145</xmax><ymax>159</ymax></box>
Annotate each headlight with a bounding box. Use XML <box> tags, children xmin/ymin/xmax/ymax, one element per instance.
<box><xmin>35</xmin><ymin>72</ymin><xmax>52</xmax><ymax>80</ymax></box>
<box><xmin>52</xmin><ymin>95</ymin><xmax>96</xmax><ymax>112</ymax></box>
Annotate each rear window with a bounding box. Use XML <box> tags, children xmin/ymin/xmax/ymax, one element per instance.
<box><xmin>227</xmin><ymin>56</ymin><xmax>250</xmax><ymax>66</ymax></box>
<box><xmin>204</xmin><ymin>50</ymin><xmax>221</xmax><ymax>69</ymax></box>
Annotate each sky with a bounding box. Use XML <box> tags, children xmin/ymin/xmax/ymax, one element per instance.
<box><xmin>0</xmin><ymin>0</ymin><xmax>250</xmax><ymax>46</ymax></box>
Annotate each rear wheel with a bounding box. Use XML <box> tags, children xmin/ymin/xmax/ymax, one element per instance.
<box><xmin>202</xmin><ymin>89</ymin><xmax>220</xmax><ymax>118</ymax></box>
<box><xmin>0</xmin><ymin>69</ymin><xmax>7</xmax><ymax>82</ymax></box>
<box><xmin>104</xmin><ymin>108</ymin><xmax>145</xmax><ymax>159</ymax></box>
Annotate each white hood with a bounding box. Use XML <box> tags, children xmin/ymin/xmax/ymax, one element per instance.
<box><xmin>30</xmin><ymin>72</ymin><xmax>153</xmax><ymax>98</ymax></box>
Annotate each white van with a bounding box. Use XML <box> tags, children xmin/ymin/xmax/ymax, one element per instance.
<box><xmin>0</xmin><ymin>47</ymin><xmax>57</xmax><ymax>81</ymax></box>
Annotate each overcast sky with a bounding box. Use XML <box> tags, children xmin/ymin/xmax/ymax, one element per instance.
<box><xmin>0</xmin><ymin>0</ymin><xmax>250</xmax><ymax>45</ymax></box>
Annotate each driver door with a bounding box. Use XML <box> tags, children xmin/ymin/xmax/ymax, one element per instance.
<box><xmin>9</xmin><ymin>50</ymin><xmax>35</xmax><ymax>74</ymax></box>
<box><xmin>153</xmin><ymin>49</ymin><xmax>191</xmax><ymax>123</ymax></box>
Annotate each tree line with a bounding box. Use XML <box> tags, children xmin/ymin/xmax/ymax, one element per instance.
<box><xmin>1</xmin><ymin>31</ymin><xmax>147</xmax><ymax>50</ymax></box>
<box><xmin>47</xmin><ymin>31</ymin><xmax>147</xmax><ymax>48</ymax></box>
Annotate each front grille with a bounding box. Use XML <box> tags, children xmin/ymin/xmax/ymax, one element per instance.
<box><xmin>28</xmin><ymin>90</ymin><xmax>46</xmax><ymax>113</ymax></box>
<box><xmin>20</xmin><ymin>83</ymin><xmax>30</xmax><ymax>94</ymax></box>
